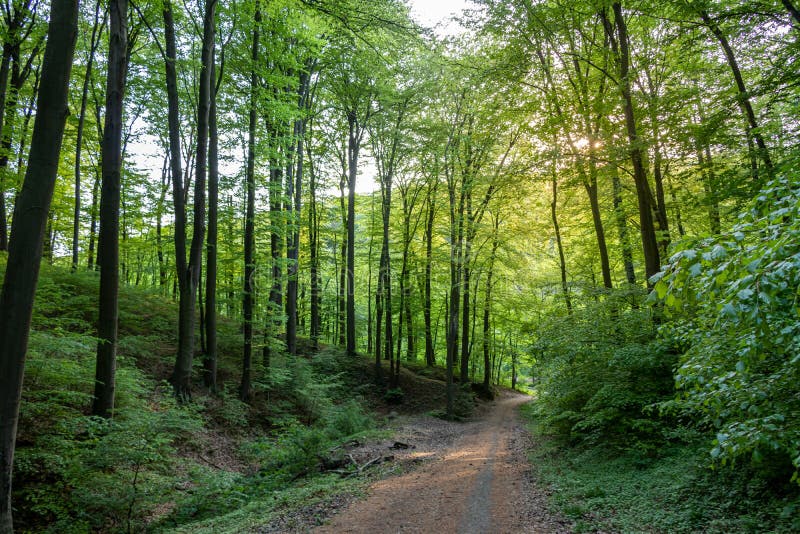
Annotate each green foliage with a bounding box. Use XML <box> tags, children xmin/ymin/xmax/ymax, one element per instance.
<box><xmin>383</xmin><ymin>387</ymin><xmax>405</xmax><ymax>405</ymax></box>
<box><xmin>16</xmin><ymin>333</ymin><xmax>203</xmax><ymax>531</ymax></box>
<box><xmin>524</xmin><ymin>403</ymin><xmax>800</xmax><ymax>533</ymax></box>
<box><xmin>531</xmin><ymin>293</ymin><xmax>676</xmax><ymax>448</ymax></box>
<box><xmin>164</xmin><ymin>354</ymin><xmax>375</xmax><ymax>526</ymax></box>
<box><xmin>654</xmin><ymin>175</ymin><xmax>800</xmax><ymax>479</ymax></box>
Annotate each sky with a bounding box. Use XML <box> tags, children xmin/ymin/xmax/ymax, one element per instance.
<box><xmin>407</xmin><ymin>0</ymin><xmax>471</xmax><ymax>37</ymax></box>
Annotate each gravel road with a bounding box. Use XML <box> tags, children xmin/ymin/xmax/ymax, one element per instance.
<box><xmin>313</xmin><ymin>391</ymin><xmax>571</xmax><ymax>533</ymax></box>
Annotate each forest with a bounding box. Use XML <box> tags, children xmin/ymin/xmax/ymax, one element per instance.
<box><xmin>0</xmin><ymin>0</ymin><xmax>799</xmax><ymax>531</ymax></box>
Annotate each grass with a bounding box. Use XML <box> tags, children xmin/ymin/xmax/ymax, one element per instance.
<box><xmin>521</xmin><ymin>403</ymin><xmax>800</xmax><ymax>533</ymax></box>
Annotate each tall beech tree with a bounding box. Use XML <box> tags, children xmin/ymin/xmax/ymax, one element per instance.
<box><xmin>241</xmin><ymin>0</ymin><xmax>260</xmax><ymax>402</ymax></box>
<box><xmin>0</xmin><ymin>0</ymin><xmax>79</xmax><ymax>528</ymax></box>
<box><xmin>164</xmin><ymin>0</ymin><xmax>217</xmax><ymax>399</ymax></box>
<box><xmin>92</xmin><ymin>0</ymin><xmax>129</xmax><ymax>418</ymax></box>
<box><xmin>326</xmin><ymin>38</ymin><xmax>376</xmax><ymax>355</ymax></box>
<box><xmin>601</xmin><ymin>2</ymin><xmax>661</xmax><ymax>282</ymax></box>
<box><xmin>72</xmin><ymin>1</ymin><xmax>105</xmax><ymax>271</ymax></box>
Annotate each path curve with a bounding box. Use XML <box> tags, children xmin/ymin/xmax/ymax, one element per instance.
<box><xmin>314</xmin><ymin>391</ymin><xmax>570</xmax><ymax>533</ymax></box>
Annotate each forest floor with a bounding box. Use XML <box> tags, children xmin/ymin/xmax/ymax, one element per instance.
<box><xmin>258</xmin><ymin>390</ymin><xmax>572</xmax><ymax>533</ymax></box>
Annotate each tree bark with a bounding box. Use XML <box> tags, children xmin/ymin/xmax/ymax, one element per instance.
<box><xmin>346</xmin><ymin>112</ymin><xmax>359</xmax><ymax>355</ymax></box>
<box><xmin>423</xmin><ymin>176</ymin><xmax>437</xmax><ymax>367</ymax></box>
<box><xmin>204</xmin><ymin>45</ymin><xmax>220</xmax><ymax>391</ymax></box>
<box><xmin>307</xmin><ymin>132</ymin><xmax>320</xmax><ymax>350</ymax></box>
<box><xmin>0</xmin><ymin>0</ymin><xmax>78</xmax><ymax>528</ymax></box>
<box><xmin>73</xmin><ymin>1</ymin><xmax>104</xmax><ymax>270</ymax></box>
<box><xmin>783</xmin><ymin>0</ymin><xmax>800</xmax><ymax>26</ymax></box>
<box><xmin>93</xmin><ymin>0</ymin><xmax>128</xmax><ymax>418</ymax></box>
<box><xmin>602</xmin><ymin>3</ymin><xmax>661</xmax><ymax>282</ymax></box>
<box><xmin>379</xmin><ymin>154</ymin><xmax>392</xmax><ymax>383</ymax></box>
<box><xmin>698</xmin><ymin>9</ymin><xmax>772</xmax><ymax>175</ymax></box>
<box><xmin>242</xmin><ymin>2</ymin><xmax>259</xmax><ymax>401</ymax></box>
<box><xmin>551</xmin><ymin>166</ymin><xmax>572</xmax><ymax>312</ymax></box>
<box><xmin>166</xmin><ymin>0</ymin><xmax>216</xmax><ymax>400</ymax></box>
<box><xmin>0</xmin><ymin>0</ymin><xmax>38</xmax><ymax>253</ymax></box>
<box><xmin>611</xmin><ymin>167</ymin><xmax>636</xmax><ymax>285</ymax></box>
<box><xmin>87</xmin><ymin>168</ymin><xmax>100</xmax><ymax>270</ymax></box>
<box><xmin>287</xmin><ymin>66</ymin><xmax>312</xmax><ymax>355</ymax></box>
<box><xmin>482</xmin><ymin>216</ymin><xmax>499</xmax><ymax>390</ymax></box>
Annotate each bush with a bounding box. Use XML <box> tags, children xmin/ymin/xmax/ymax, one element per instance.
<box><xmin>653</xmin><ymin>174</ymin><xmax>800</xmax><ymax>481</ymax></box>
<box><xmin>531</xmin><ymin>294</ymin><xmax>676</xmax><ymax>448</ymax></box>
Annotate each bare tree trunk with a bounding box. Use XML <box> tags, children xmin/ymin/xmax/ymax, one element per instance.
<box><xmin>551</xmin><ymin>167</ymin><xmax>572</xmax><ymax>312</ymax></box>
<box><xmin>73</xmin><ymin>1</ymin><xmax>104</xmax><ymax>270</ymax></box>
<box><xmin>698</xmin><ymin>9</ymin><xmax>772</xmax><ymax>175</ymax></box>
<box><xmin>166</xmin><ymin>0</ymin><xmax>216</xmax><ymax>400</ymax></box>
<box><xmin>93</xmin><ymin>0</ymin><xmax>128</xmax><ymax>418</ymax></box>
<box><xmin>379</xmin><ymin>160</ymin><xmax>392</xmax><ymax>383</ymax></box>
<box><xmin>204</xmin><ymin>45</ymin><xmax>220</xmax><ymax>391</ymax></box>
<box><xmin>423</xmin><ymin>177</ymin><xmax>437</xmax><ymax>366</ymax></box>
<box><xmin>783</xmin><ymin>0</ymin><xmax>800</xmax><ymax>26</ymax></box>
<box><xmin>346</xmin><ymin>113</ymin><xmax>359</xmax><ymax>355</ymax></box>
<box><xmin>287</xmin><ymin>67</ymin><xmax>312</xmax><ymax>355</ymax></box>
<box><xmin>338</xmin><ymin>180</ymin><xmax>346</xmax><ymax>346</ymax></box>
<box><xmin>242</xmin><ymin>3</ymin><xmax>259</xmax><ymax>401</ymax></box>
<box><xmin>0</xmin><ymin>0</ymin><xmax>78</xmax><ymax>528</ymax></box>
<box><xmin>307</xmin><ymin>132</ymin><xmax>320</xmax><ymax>350</ymax></box>
<box><xmin>156</xmin><ymin>156</ymin><xmax>169</xmax><ymax>291</ymax></box>
<box><xmin>482</xmin><ymin>216</ymin><xmax>499</xmax><ymax>390</ymax></box>
<box><xmin>602</xmin><ymin>3</ymin><xmax>661</xmax><ymax>282</ymax></box>
<box><xmin>0</xmin><ymin>0</ymin><xmax>39</xmax><ymax>253</ymax></box>
<box><xmin>459</xmin><ymin>185</ymin><xmax>473</xmax><ymax>383</ymax></box>
<box><xmin>611</xmin><ymin>167</ymin><xmax>636</xmax><ymax>285</ymax></box>
<box><xmin>582</xmin><ymin>162</ymin><xmax>612</xmax><ymax>289</ymax></box>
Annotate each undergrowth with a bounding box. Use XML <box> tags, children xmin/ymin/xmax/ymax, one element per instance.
<box><xmin>522</xmin><ymin>403</ymin><xmax>800</xmax><ymax>533</ymax></box>
<box><xmin>4</xmin><ymin>260</ymin><xmax>388</xmax><ymax>532</ymax></box>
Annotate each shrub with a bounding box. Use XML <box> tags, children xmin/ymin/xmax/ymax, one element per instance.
<box><xmin>653</xmin><ymin>174</ymin><xmax>800</xmax><ymax>481</ymax></box>
<box><xmin>531</xmin><ymin>294</ymin><xmax>676</xmax><ymax>448</ymax></box>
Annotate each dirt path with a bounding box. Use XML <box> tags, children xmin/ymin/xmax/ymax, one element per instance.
<box><xmin>313</xmin><ymin>391</ymin><xmax>570</xmax><ymax>533</ymax></box>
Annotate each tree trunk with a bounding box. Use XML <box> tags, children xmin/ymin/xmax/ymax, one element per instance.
<box><xmin>423</xmin><ymin>177</ymin><xmax>437</xmax><ymax>366</ymax></box>
<box><xmin>581</xmin><ymin>162</ymin><xmax>612</xmax><ymax>289</ymax></box>
<box><xmin>783</xmin><ymin>0</ymin><xmax>800</xmax><ymax>26</ymax></box>
<box><xmin>87</xmin><ymin>168</ymin><xmax>100</xmax><ymax>270</ymax></box>
<box><xmin>611</xmin><ymin>167</ymin><xmax>636</xmax><ymax>285</ymax></box>
<box><xmin>166</xmin><ymin>0</ymin><xmax>216</xmax><ymax>400</ymax></box>
<box><xmin>93</xmin><ymin>0</ymin><xmax>128</xmax><ymax>418</ymax></box>
<box><xmin>337</xmin><ymin>181</ymin><xmax>346</xmax><ymax>346</ymax></box>
<box><xmin>73</xmin><ymin>1</ymin><xmax>104</xmax><ymax>270</ymax></box>
<box><xmin>603</xmin><ymin>3</ymin><xmax>661</xmax><ymax>282</ymax></box>
<box><xmin>0</xmin><ymin>0</ymin><xmax>38</xmax><ymax>253</ymax></box>
<box><xmin>460</xmin><ymin>194</ymin><xmax>472</xmax><ymax>384</ymax></box>
<box><xmin>346</xmin><ymin>113</ymin><xmax>359</xmax><ymax>355</ymax></box>
<box><xmin>483</xmin><ymin>217</ymin><xmax>499</xmax><ymax>390</ymax></box>
<box><xmin>379</xmin><ymin>161</ymin><xmax>392</xmax><ymax>383</ymax></box>
<box><xmin>156</xmin><ymin>156</ymin><xmax>169</xmax><ymax>291</ymax></box>
<box><xmin>551</xmin><ymin>167</ymin><xmax>572</xmax><ymax>312</ymax></box>
<box><xmin>0</xmin><ymin>45</ymin><xmax>10</xmax><ymax>253</ymax></box>
<box><xmin>307</xmin><ymin>134</ymin><xmax>320</xmax><ymax>350</ymax></box>
<box><xmin>367</xmin><ymin>191</ymin><xmax>375</xmax><ymax>356</ymax></box>
<box><xmin>446</xmin><ymin>167</ymin><xmax>465</xmax><ymax>417</ymax></box>
<box><xmin>242</xmin><ymin>3</ymin><xmax>259</xmax><ymax>402</ymax></box>
<box><xmin>0</xmin><ymin>0</ymin><xmax>78</xmax><ymax>528</ymax></box>
<box><xmin>287</xmin><ymin>67</ymin><xmax>312</xmax><ymax>355</ymax></box>
<box><xmin>204</xmin><ymin>47</ymin><xmax>220</xmax><ymax>391</ymax></box>
<box><xmin>698</xmin><ymin>9</ymin><xmax>772</xmax><ymax>175</ymax></box>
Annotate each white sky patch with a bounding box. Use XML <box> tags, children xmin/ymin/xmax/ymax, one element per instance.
<box><xmin>407</xmin><ymin>0</ymin><xmax>472</xmax><ymax>38</ymax></box>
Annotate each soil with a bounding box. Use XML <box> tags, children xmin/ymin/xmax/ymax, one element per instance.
<box><xmin>261</xmin><ymin>390</ymin><xmax>572</xmax><ymax>533</ymax></box>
